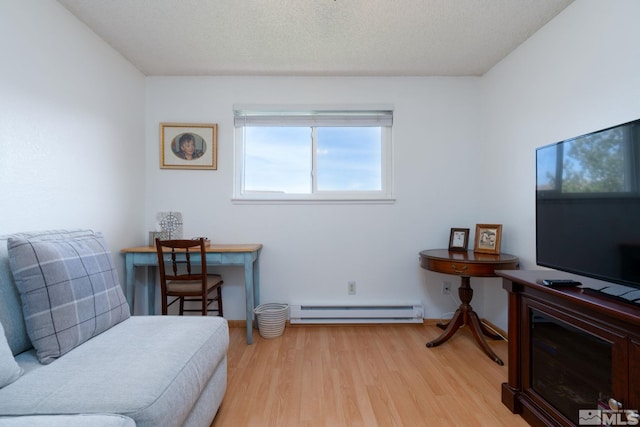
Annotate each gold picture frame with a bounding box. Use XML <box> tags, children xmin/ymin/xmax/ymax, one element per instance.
<box><xmin>448</xmin><ymin>228</ymin><xmax>469</xmax><ymax>252</ymax></box>
<box><xmin>473</xmin><ymin>224</ymin><xmax>502</xmax><ymax>254</ymax></box>
<box><xmin>160</xmin><ymin>123</ymin><xmax>218</xmax><ymax>170</ymax></box>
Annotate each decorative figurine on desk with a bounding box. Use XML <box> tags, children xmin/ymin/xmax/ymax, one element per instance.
<box><xmin>156</xmin><ymin>211</ymin><xmax>183</xmax><ymax>240</ymax></box>
<box><xmin>148</xmin><ymin>231</ymin><xmax>164</xmax><ymax>246</ymax></box>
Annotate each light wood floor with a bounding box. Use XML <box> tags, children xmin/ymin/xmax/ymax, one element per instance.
<box><xmin>211</xmin><ymin>323</ymin><xmax>530</xmax><ymax>427</ymax></box>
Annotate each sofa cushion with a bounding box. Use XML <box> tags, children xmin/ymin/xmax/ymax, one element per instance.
<box><xmin>7</xmin><ymin>233</ymin><xmax>129</xmax><ymax>364</ymax></box>
<box><xmin>0</xmin><ymin>414</ymin><xmax>135</xmax><ymax>427</ymax></box>
<box><xmin>0</xmin><ymin>316</ymin><xmax>229</xmax><ymax>427</ymax></box>
<box><xmin>0</xmin><ymin>322</ymin><xmax>22</xmax><ymax>388</ymax></box>
<box><xmin>0</xmin><ymin>229</ymin><xmax>95</xmax><ymax>356</ymax></box>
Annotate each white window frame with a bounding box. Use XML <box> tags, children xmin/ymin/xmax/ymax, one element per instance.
<box><xmin>232</xmin><ymin>106</ymin><xmax>395</xmax><ymax>204</ymax></box>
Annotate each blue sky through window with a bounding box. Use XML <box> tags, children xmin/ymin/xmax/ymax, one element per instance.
<box><xmin>244</xmin><ymin>126</ymin><xmax>382</xmax><ymax>193</ymax></box>
<box><xmin>245</xmin><ymin>127</ymin><xmax>311</xmax><ymax>193</ymax></box>
<box><xmin>317</xmin><ymin>127</ymin><xmax>381</xmax><ymax>191</ymax></box>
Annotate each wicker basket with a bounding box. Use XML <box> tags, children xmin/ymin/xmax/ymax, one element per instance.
<box><xmin>254</xmin><ymin>303</ymin><xmax>288</xmax><ymax>339</ymax></box>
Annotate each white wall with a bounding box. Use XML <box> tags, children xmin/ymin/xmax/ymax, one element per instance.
<box><xmin>144</xmin><ymin>1</ymin><xmax>640</xmax><ymax>325</ymax></box>
<box><xmin>480</xmin><ymin>0</ymin><xmax>640</xmax><ymax>326</ymax></box>
<box><xmin>145</xmin><ymin>76</ymin><xmax>483</xmax><ymax>321</ymax></box>
<box><xmin>3</xmin><ymin>0</ymin><xmax>638</xmax><ymax>330</ymax></box>
<box><xmin>0</xmin><ymin>0</ymin><xmax>146</xmax><ymax>285</ymax></box>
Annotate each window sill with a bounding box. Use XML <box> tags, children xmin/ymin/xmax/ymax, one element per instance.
<box><xmin>231</xmin><ymin>195</ymin><xmax>396</xmax><ymax>205</ymax></box>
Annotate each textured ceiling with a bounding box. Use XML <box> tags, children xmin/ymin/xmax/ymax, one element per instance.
<box><xmin>56</xmin><ymin>0</ymin><xmax>574</xmax><ymax>77</ymax></box>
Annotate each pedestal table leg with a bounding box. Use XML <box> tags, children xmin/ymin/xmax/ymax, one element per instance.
<box><xmin>426</xmin><ymin>275</ymin><xmax>504</xmax><ymax>365</ymax></box>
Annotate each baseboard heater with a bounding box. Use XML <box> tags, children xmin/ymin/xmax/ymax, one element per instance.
<box><xmin>289</xmin><ymin>304</ymin><xmax>423</xmax><ymax>324</ymax></box>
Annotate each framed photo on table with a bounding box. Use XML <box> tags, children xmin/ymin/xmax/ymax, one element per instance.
<box><xmin>448</xmin><ymin>228</ymin><xmax>470</xmax><ymax>252</ymax></box>
<box><xmin>473</xmin><ymin>224</ymin><xmax>502</xmax><ymax>254</ymax></box>
<box><xmin>160</xmin><ymin>123</ymin><xmax>218</xmax><ymax>170</ymax></box>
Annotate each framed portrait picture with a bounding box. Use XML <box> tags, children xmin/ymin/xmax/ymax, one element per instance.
<box><xmin>160</xmin><ymin>123</ymin><xmax>218</xmax><ymax>170</ymax></box>
<box><xmin>448</xmin><ymin>228</ymin><xmax>469</xmax><ymax>252</ymax></box>
<box><xmin>473</xmin><ymin>224</ymin><xmax>503</xmax><ymax>254</ymax></box>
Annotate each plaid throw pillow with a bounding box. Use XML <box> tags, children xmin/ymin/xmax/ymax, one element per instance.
<box><xmin>7</xmin><ymin>233</ymin><xmax>130</xmax><ymax>364</ymax></box>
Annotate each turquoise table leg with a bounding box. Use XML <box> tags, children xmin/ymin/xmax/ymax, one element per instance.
<box><xmin>244</xmin><ymin>252</ymin><xmax>255</xmax><ymax>344</ymax></box>
<box><xmin>125</xmin><ymin>254</ymin><xmax>135</xmax><ymax>315</ymax></box>
<box><xmin>253</xmin><ymin>250</ymin><xmax>260</xmax><ymax>308</ymax></box>
<box><xmin>147</xmin><ymin>266</ymin><xmax>157</xmax><ymax>315</ymax></box>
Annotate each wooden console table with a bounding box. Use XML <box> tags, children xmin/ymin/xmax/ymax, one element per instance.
<box><xmin>419</xmin><ymin>249</ymin><xmax>519</xmax><ymax>365</ymax></box>
<box><xmin>121</xmin><ymin>244</ymin><xmax>262</xmax><ymax>344</ymax></box>
<box><xmin>497</xmin><ymin>270</ymin><xmax>640</xmax><ymax>426</ymax></box>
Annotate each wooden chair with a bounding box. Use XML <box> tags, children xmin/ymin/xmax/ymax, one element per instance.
<box><xmin>155</xmin><ymin>238</ymin><xmax>223</xmax><ymax>316</ymax></box>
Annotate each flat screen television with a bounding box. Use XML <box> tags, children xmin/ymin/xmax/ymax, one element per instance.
<box><xmin>536</xmin><ymin>118</ymin><xmax>640</xmax><ymax>292</ymax></box>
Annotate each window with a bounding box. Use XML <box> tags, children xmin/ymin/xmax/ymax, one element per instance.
<box><xmin>233</xmin><ymin>108</ymin><xmax>394</xmax><ymax>203</ymax></box>
<box><xmin>537</xmin><ymin>123</ymin><xmax>640</xmax><ymax>197</ymax></box>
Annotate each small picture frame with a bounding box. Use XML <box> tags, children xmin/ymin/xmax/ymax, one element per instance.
<box><xmin>160</xmin><ymin>123</ymin><xmax>218</xmax><ymax>170</ymax></box>
<box><xmin>473</xmin><ymin>224</ymin><xmax>503</xmax><ymax>254</ymax></box>
<box><xmin>448</xmin><ymin>228</ymin><xmax>469</xmax><ymax>251</ymax></box>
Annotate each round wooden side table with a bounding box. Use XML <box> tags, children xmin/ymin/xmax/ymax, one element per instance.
<box><xmin>419</xmin><ymin>249</ymin><xmax>519</xmax><ymax>365</ymax></box>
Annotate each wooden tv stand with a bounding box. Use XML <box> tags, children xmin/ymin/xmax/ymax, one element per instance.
<box><xmin>497</xmin><ymin>270</ymin><xmax>640</xmax><ymax>427</ymax></box>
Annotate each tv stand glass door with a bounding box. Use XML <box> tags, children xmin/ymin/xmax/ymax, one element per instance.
<box><xmin>528</xmin><ymin>304</ymin><xmax>616</xmax><ymax>425</ymax></box>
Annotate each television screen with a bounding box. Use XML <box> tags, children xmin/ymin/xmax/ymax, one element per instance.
<box><xmin>536</xmin><ymin>119</ymin><xmax>640</xmax><ymax>291</ymax></box>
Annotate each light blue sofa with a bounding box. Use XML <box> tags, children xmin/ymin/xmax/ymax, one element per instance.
<box><xmin>0</xmin><ymin>230</ymin><xmax>229</xmax><ymax>427</ymax></box>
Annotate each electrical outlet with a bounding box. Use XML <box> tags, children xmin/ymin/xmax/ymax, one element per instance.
<box><xmin>442</xmin><ymin>281</ymin><xmax>451</xmax><ymax>295</ymax></box>
<box><xmin>348</xmin><ymin>281</ymin><xmax>356</xmax><ymax>295</ymax></box>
